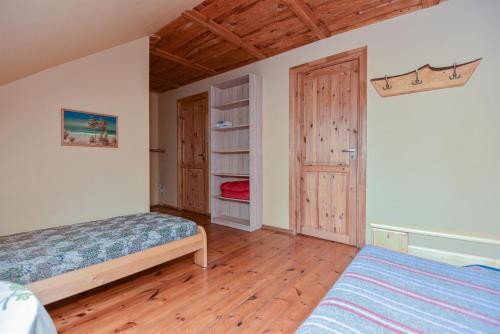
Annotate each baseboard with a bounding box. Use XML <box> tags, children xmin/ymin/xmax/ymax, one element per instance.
<box><xmin>408</xmin><ymin>245</ymin><xmax>500</xmax><ymax>268</ymax></box>
<box><xmin>262</xmin><ymin>225</ymin><xmax>293</xmax><ymax>234</ymax></box>
<box><xmin>150</xmin><ymin>204</ymin><xmax>179</xmax><ymax>211</ymax></box>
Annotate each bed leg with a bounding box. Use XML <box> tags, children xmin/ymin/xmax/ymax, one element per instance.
<box><xmin>194</xmin><ymin>226</ymin><xmax>208</xmax><ymax>268</ymax></box>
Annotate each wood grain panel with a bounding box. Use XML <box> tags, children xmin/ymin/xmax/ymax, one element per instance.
<box><xmin>150</xmin><ymin>0</ymin><xmax>440</xmax><ymax>92</ymax></box>
<box><xmin>183</xmin><ymin>9</ymin><xmax>266</xmax><ymax>59</ymax></box>
<box><xmin>196</xmin><ymin>0</ymin><xmax>261</xmax><ymax>20</ymax></box>
<box><xmin>292</xmin><ymin>48</ymin><xmax>364</xmax><ymax>246</ymax></box>
<box><xmin>155</xmin><ymin>17</ymin><xmax>209</xmax><ymax>54</ymax></box>
<box><xmin>284</xmin><ymin>0</ymin><xmax>329</xmax><ymax>39</ymax></box>
<box><xmin>178</xmin><ymin>93</ymin><xmax>209</xmax><ymax>214</ymax></box>
<box><xmin>217</xmin><ymin>0</ymin><xmax>294</xmax><ymax>38</ymax></box>
<box><xmin>302</xmin><ymin>172</ymin><xmax>350</xmax><ymax>243</ymax></box>
<box><xmin>324</xmin><ymin>0</ymin><xmax>423</xmax><ymax>33</ymax></box>
<box><xmin>150</xmin><ymin>48</ymin><xmax>217</xmax><ymax>74</ymax></box>
<box><xmin>182</xmin><ymin>168</ymin><xmax>207</xmax><ymax>212</ymax></box>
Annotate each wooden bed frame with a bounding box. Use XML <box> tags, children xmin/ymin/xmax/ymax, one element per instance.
<box><xmin>28</xmin><ymin>226</ymin><xmax>207</xmax><ymax>305</ymax></box>
<box><xmin>371</xmin><ymin>223</ymin><xmax>500</xmax><ymax>268</ymax></box>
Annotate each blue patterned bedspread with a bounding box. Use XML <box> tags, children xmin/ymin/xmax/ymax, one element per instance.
<box><xmin>0</xmin><ymin>213</ymin><xmax>198</xmax><ymax>285</ymax></box>
<box><xmin>297</xmin><ymin>246</ymin><xmax>500</xmax><ymax>334</ymax></box>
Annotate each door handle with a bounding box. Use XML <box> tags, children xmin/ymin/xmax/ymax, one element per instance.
<box><xmin>198</xmin><ymin>153</ymin><xmax>206</xmax><ymax>158</ymax></box>
<box><xmin>341</xmin><ymin>148</ymin><xmax>357</xmax><ymax>160</ymax></box>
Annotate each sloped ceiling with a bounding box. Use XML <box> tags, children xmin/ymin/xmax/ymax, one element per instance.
<box><xmin>0</xmin><ymin>0</ymin><xmax>200</xmax><ymax>86</ymax></box>
<box><xmin>149</xmin><ymin>0</ymin><xmax>441</xmax><ymax>92</ymax></box>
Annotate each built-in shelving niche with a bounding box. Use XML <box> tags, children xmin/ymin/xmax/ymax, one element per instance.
<box><xmin>210</xmin><ymin>74</ymin><xmax>262</xmax><ymax>232</ymax></box>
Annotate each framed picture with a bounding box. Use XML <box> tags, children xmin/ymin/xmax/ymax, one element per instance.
<box><xmin>61</xmin><ymin>109</ymin><xmax>118</xmax><ymax>148</ymax></box>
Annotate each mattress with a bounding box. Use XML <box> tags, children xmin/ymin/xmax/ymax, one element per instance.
<box><xmin>0</xmin><ymin>213</ymin><xmax>198</xmax><ymax>285</ymax></box>
<box><xmin>296</xmin><ymin>245</ymin><xmax>500</xmax><ymax>334</ymax></box>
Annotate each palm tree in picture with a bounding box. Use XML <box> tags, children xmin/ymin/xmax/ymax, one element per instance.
<box><xmin>88</xmin><ymin>116</ymin><xmax>98</xmax><ymax>144</ymax></box>
<box><xmin>98</xmin><ymin>119</ymin><xmax>109</xmax><ymax>145</ymax></box>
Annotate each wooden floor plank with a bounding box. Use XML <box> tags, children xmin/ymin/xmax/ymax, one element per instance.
<box><xmin>152</xmin><ymin>234</ymin><xmax>328</xmax><ymax>333</ymax></box>
<box><xmin>206</xmin><ymin>240</ymin><xmax>341</xmax><ymax>333</ymax></box>
<box><xmin>48</xmin><ymin>208</ymin><xmax>358</xmax><ymax>333</ymax></box>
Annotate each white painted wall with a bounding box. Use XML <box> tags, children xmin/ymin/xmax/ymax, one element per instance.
<box><xmin>0</xmin><ymin>37</ymin><xmax>150</xmax><ymax>235</ymax></box>
<box><xmin>157</xmin><ymin>95</ymin><xmax>179</xmax><ymax>207</ymax></box>
<box><xmin>149</xmin><ymin>92</ymin><xmax>160</xmax><ymax>206</ymax></box>
<box><xmin>155</xmin><ymin>0</ymin><xmax>500</xmax><ymax>258</ymax></box>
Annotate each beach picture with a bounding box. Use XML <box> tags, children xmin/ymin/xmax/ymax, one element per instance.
<box><xmin>61</xmin><ymin>109</ymin><xmax>118</xmax><ymax>148</ymax></box>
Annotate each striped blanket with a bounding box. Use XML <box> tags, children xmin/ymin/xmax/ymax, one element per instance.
<box><xmin>296</xmin><ymin>246</ymin><xmax>500</xmax><ymax>334</ymax></box>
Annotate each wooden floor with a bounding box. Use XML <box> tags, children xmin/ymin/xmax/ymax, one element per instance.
<box><xmin>48</xmin><ymin>208</ymin><xmax>358</xmax><ymax>334</ymax></box>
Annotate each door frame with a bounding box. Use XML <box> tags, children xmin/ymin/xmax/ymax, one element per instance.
<box><xmin>176</xmin><ymin>91</ymin><xmax>210</xmax><ymax>214</ymax></box>
<box><xmin>289</xmin><ymin>46</ymin><xmax>367</xmax><ymax>247</ymax></box>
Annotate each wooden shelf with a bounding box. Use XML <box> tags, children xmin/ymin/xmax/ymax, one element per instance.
<box><xmin>214</xmin><ymin>195</ymin><xmax>250</xmax><ymax>203</ymax></box>
<box><xmin>212</xmin><ymin>99</ymin><xmax>249</xmax><ymax>110</ymax></box>
<box><xmin>212</xmin><ymin>172</ymin><xmax>250</xmax><ymax>178</ymax></box>
<box><xmin>210</xmin><ymin>73</ymin><xmax>261</xmax><ymax>232</ymax></box>
<box><xmin>212</xmin><ymin>124</ymin><xmax>250</xmax><ymax>131</ymax></box>
<box><xmin>213</xmin><ymin>76</ymin><xmax>249</xmax><ymax>89</ymax></box>
<box><xmin>212</xmin><ymin>215</ymin><xmax>250</xmax><ymax>227</ymax></box>
<box><xmin>212</xmin><ymin>149</ymin><xmax>249</xmax><ymax>154</ymax></box>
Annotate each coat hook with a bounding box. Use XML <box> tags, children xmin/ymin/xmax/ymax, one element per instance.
<box><xmin>383</xmin><ymin>75</ymin><xmax>392</xmax><ymax>90</ymax></box>
<box><xmin>449</xmin><ymin>62</ymin><xmax>462</xmax><ymax>80</ymax></box>
<box><xmin>412</xmin><ymin>69</ymin><xmax>422</xmax><ymax>85</ymax></box>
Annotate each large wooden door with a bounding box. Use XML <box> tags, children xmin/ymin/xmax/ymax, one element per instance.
<box><xmin>177</xmin><ymin>92</ymin><xmax>209</xmax><ymax>214</ymax></box>
<box><xmin>291</xmin><ymin>48</ymin><xmax>366</xmax><ymax>246</ymax></box>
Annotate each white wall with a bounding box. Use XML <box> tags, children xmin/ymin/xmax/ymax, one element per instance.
<box><xmin>157</xmin><ymin>95</ymin><xmax>179</xmax><ymax>206</ymax></box>
<box><xmin>155</xmin><ymin>0</ymin><xmax>500</xmax><ymax>257</ymax></box>
<box><xmin>0</xmin><ymin>37</ymin><xmax>150</xmax><ymax>235</ymax></box>
<box><xmin>149</xmin><ymin>92</ymin><xmax>160</xmax><ymax>206</ymax></box>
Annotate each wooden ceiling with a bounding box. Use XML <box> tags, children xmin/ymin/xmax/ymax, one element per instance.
<box><xmin>150</xmin><ymin>0</ymin><xmax>441</xmax><ymax>92</ymax></box>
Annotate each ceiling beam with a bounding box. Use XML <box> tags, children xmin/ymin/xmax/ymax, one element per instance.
<box><xmin>284</xmin><ymin>0</ymin><xmax>329</xmax><ymax>40</ymax></box>
<box><xmin>422</xmin><ymin>0</ymin><xmax>440</xmax><ymax>8</ymax></box>
<box><xmin>150</xmin><ymin>34</ymin><xmax>162</xmax><ymax>47</ymax></box>
<box><xmin>150</xmin><ymin>74</ymin><xmax>172</xmax><ymax>84</ymax></box>
<box><xmin>150</xmin><ymin>74</ymin><xmax>180</xmax><ymax>92</ymax></box>
<box><xmin>150</xmin><ymin>47</ymin><xmax>217</xmax><ymax>75</ymax></box>
<box><xmin>182</xmin><ymin>10</ymin><xmax>266</xmax><ymax>60</ymax></box>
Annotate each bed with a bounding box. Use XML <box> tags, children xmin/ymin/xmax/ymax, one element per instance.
<box><xmin>296</xmin><ymin>245</ymin><xmax>500</xmax><ymax>334</ymax></box>
<box><xmin>0</xmin><ymin>212</ymin><xmax>207</xmax><ymax>305</ymax></box>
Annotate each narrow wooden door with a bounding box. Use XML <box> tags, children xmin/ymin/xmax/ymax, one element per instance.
<box><xmin>298</xmin><ymin>58</ymin><xmax>360</xmax><ymax>245</ymax></box>
<box><xmin>177</xmin><ymin>93</ymin><xmax>209</xmax><ymax>214</ymax></box>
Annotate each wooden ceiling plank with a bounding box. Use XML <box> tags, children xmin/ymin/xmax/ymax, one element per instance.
<box><xmin>151</xmin><ymin>0</ymin><xmax>444</xmax><ymax>92</ymax></box>
<box><xmin>422</xmin><ymin>0</ymin><xmax>440</xmax><ymax>8</ymax></box>
<box><xmin>150</xmin><ymin>75</ymin><xmax>175</xmax><ymax>87</ymax></box>
<box><xmin>150</xmin><ymin>34</ymin><xmax>162</xmax><ymax>47</ymax></box>
<box><xmin>326</xmin><ymin>0</ymin><xmax>421</xmax><ymax>32</ymax></box>
<box><xmin>284</xmin><ymin>0</ymin><xmax>329</xmax><ymax>39</ymax></box>
<box><xmin>330</xmin><ymin>3</ymin><xmax>422</xmax><ymax>37</ymax></box>
<box><xmin>154</xmin><ymin>17</ymin><xmax>211</xmax><ymax>55</ymax></box>
<box><xmin>150</xmin><ymin>48</ymin><xmax>218</xmax><ymax>75</ymax></box>
<box><xmin>182</xmin><ymin>9</ymin><xmax>266</xmax><ymax>60</ymax></box>
<box><xmin>196</xmin><ymin>0</ymin><xmax>259</xmax><ymax>21</ymax></box>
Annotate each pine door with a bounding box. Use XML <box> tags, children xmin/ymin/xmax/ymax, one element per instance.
<box><xmin>298</xmin><ymin>59</ymin><xmax>360</xmax><ymax>245</ymax></box>
<box><xmin>178</xmin><ymin>93</ymin><xmax>209</xmax><ymax>214</ymax></box>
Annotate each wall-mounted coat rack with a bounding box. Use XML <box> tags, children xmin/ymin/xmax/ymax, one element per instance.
<box><xmin>371</xmin><ymin>59</ymin><xmax>481</xmax><ymax>97</ymax></box>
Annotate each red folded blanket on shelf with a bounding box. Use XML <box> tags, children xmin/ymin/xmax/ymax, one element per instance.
<box><xmin>221</xmin><ymin>190</ymin><xmax>249</xmax><ymax>200</ymax></box>
<box><xmin>221</xmin><ymin>180</ymin><xmax>249</xmax><ymax>193</ymax></box>
<box><xmin>220</xmin><ymin>180</ymin><xmax>250</xmax><ymax>200</ymax></box>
